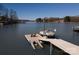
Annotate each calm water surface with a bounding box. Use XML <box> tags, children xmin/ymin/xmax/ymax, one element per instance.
<box><xmin>0</xmin><ymin>22</ymin><xmax>79</xmax><ymax>55</ymax></box>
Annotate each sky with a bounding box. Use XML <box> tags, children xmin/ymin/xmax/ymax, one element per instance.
<box><xmin>2</xmin><ymin>3</ymin><xmax>79</xmax><ymax>20</ymax></box>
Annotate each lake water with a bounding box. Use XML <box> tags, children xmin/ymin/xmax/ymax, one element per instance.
<box><xmin>0</xmin><ymin>22</ymin><xmax>79</xmax><ymax>55</ymax></box>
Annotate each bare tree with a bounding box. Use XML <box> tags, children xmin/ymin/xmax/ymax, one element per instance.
<box><xmin>10</xmin><ymin>9</ymin><xmax>18</xmax><ymax>20</ymax></box>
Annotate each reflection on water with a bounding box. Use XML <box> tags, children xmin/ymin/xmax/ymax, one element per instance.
<box><xmin>0</xmin><ymin>22</ymin><xmax>79</xmax><ymax>55</ymax></box>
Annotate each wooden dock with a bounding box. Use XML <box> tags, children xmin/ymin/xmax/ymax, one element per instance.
<box><xmin>49</xmin><ymin>39</ymin><xmax>79</xmax><ymax>55</ymax></box>
<box><xmin>25</xmin><ymin>34</ymin><xmax>46</xmax><ymax>49</ymax></box>
<box><xmin>25</xmin><ymin>34</ymin><xmax>79</xmax><ymax>55</ymax></box>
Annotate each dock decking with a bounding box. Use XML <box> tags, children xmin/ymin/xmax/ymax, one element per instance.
<box><xmin>49</xmin><ymin>39</ymin><xmax>79</xmax><ymax>55</ymax></box>
<box><xmin>25</xmin><ymin>34</ymin><xmax>46</xmax><ymax>49</ymax></box>
<box><xmin>25</xmin><ymin>34</ymin><xmax>79</xmax><ymax>55</ymax></box>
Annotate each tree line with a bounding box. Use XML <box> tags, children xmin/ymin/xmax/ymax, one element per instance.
<box><xmin>35</xmin><ymin>16</ymin><xmax>71</xmax><ymax>23</ymax></box>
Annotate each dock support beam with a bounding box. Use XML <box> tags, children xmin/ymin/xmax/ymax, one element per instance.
<box><xmin>50</xmin><ymin>43</ymin><xmax>52</xmax><ymax>55</ymax></box>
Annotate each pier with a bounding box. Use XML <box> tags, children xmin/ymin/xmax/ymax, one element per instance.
<box><xmin>25</xmin><ymin>34</ymin><xmax>79</xmax><ymax>55</ymax></box>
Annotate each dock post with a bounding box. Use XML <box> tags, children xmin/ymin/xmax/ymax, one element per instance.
<box><xmin>50</xmin><ymin>43</ymin><xmax>52</xmax><ymax>55</ymax></box>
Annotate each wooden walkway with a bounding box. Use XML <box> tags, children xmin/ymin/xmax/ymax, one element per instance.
<box><xmin>25</xmin><ymin>34</ymin><xmax>79</xmax><ymax>55</ymax></box>
<box><xmin>49</xmin><ymin>39</ymin><xmax>79</xmax><ymax>55</ymax></box>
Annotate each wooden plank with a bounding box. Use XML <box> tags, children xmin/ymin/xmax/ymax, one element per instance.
<box><xmin>49</xmin><ymin>39</ymin><xmax>79</xmax><ymax>55</ymax></box>
<box><xmin>25</xmin><ymin>35</ymin><xmax>35</xmax><ymax>49</ymax></box>
<box><xmin>30</xmin><ymin>42</ymin><xmax>35</xmax><ymax>49</ymax></box>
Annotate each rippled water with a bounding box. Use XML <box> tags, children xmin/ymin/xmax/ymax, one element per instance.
<box><xmin>0</xmin><ymin>22</ymin><xmax>79</xmax><ymax>55</ymax></box>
